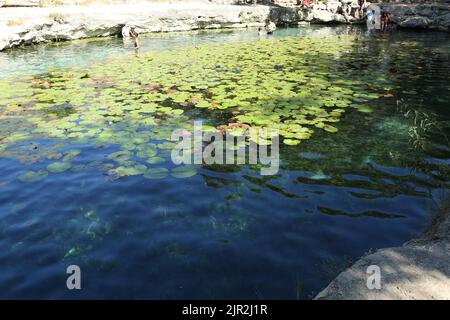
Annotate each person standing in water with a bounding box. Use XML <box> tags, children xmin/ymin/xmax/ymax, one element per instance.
<box><xmin>258</xmin><ymin>27</ymin><xmax>266</xmax><ymax>37</ymax></box>
<box><xmin>122</xmin><ymin>23</ymin><xmax>131</xmax><ymax>38</ymax></box>
<box><xmin>265</xmin><ymin>19</ymin><xmax>277</xmax><ymax>35</ymax></box>
<box><xmin>129</xmin><ymin>27</ymin><xmax>140</xmax><ymax>49</ymax></box>
<box><xmin>122</xmin><ymin>23</ymin><xmax>140</xmax><ymax>49</ymax></box>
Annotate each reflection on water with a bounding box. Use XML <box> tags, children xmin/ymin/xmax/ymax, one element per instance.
<box><xmin>0</xmin><ymin>26</ymin><xmax>449</xmax><ymax>299</ymax></box>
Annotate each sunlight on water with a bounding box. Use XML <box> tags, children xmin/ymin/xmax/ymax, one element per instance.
<box><xmin>0</xmin><ymin>26</ymin><xmax>449</xmax><ymax>299</ymax></box>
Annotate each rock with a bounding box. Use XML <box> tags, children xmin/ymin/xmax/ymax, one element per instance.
<box><xmin>313</xmin><ymin>3</ymin><xmax>327</xmax><ymax>11</ymax></box>
<box><xmin>326</xmin><ymin>0</ymin><xmax>341</xmax><ymax>14</ymax></box>
<box><xmin>381</xmin><ymin>3</ymin><xmax>450</xmax><ymax>31</ymax></box>
<box><xmin>1</xmin><ymin>0</ymin><xmax>38</xmax><ymax>7</ymax></box>
<box><xmin>311</xmin><ymin>9</ymin><xmax>337</xmax><ymax>23</ymax></box>
<box><xmin>269</xmin><ymin>7</ymin><xmax>300</xmax><ymax>25</ymax></box>
<box><xmin>0</xmin><ymin>3</ymin><xmax>273</xmax><ymax>50</ymax></box>
<box><xmin>435</xmin><ymin>12</ymin><xmax>450</xmax><ymax>29</ymax></box>
<box><xmin>400</xmin><ymin>16</ymin><xmax>432</xmax><ymax>28</ymax></box>
<box><xmin>1</xmin><ymin>2</ymin><xmax>449</xmax><ymax>51</ymax></box>
<box><xmin>315</xmin><ymin>212</ymin><xmax>450</xmax><ymax>300</ymax></box>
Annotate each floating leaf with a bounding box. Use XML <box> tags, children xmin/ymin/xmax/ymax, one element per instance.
<box><xmin>283</xmin><ymin>139</ymin><xmax>301</xmax><ymax>146</ymax></box>
<box><xmin>47</xmin><ymin>162</ymin><xmax>72</xmax><ymax>173</ymax></box>
<box><xmin>63</xmin><ymin>149</ymin><xmax>81</xmax><ymax>161</ymax></box>
<box><xmin>171</xmin><ymin>166</ymin><xmax>197</xmax><ymax>178</ymax></box>
<box><xmin>109</xmin><ymin>164</ymin><xmax>147</xmax><ymax>177</ymax></box>
<box><xmin>144</xmin><ymin>167</ymin><xmax>169</xmax><ymax>179</ymax></box>
<box><xmin>323</xmin><ymin>125</ymin><xmax>338</xmax><ymax>133</ymax></box>
<box><xmin>147</xmin><ymin>156</ymin><xmax>165</xmax><ymax>164</ymax></box>
<box><xmin>107</xmin><ymin>151</ymin><xmax>132</xmax><ymax>163</ymax></box>
<box><xmin>19</xmin><ymin>170</ymin><xmax>48</xmax><ymax>183</ymax></box>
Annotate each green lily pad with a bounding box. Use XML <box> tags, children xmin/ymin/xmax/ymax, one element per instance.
<box><xmin>144</xmin><ymin>167</ymin><xmax>169</xmax><ymax>179</ymax></box>
<box><xmin>47</xmin><ymin>162</ymin><xmax>72</xmax><ymax>173</ymax></box>
<box><xmin>63</xmin><ymin>149</ymin><xmax>81</xmax><ymax>161</ymax></box>
<box><xmin>171</xmin><ymin>166</ymin><xmax>197</xmax><ymax>178</ymax></box>
<box><xmin>147</xmin><ymin>156</ymin><xmax>165</xmax><ymax>164</ymax></box>
<box><xmin>109</xmin><ymin>164</ymin><xmax>147</xmax><ymax>178</ymax></box>
<box><xmin>283</xmin><ymin>139</ymin><xmax>301</xmax><ymax>146</ymax></box>
<box><xmin>323</xmin><ymin>125</ymin><xmax>338</xmax><ymax>133</ymax></box>
<box><xmin>107</xmin><ymin>151</ymin><xmax>132</xmax><ymax>163</ymax></box>
<box><xmin>356</xmin><ymin>105</ymin><xmax>374</xmax><ymax>113</ymax></box>
<box><xmin>19</xmin><ymin>170</ymin><xmax>49</xmax><ymax>183</ymax></box>
<box><xmin>136</xmin><ymin>146</ymin><xmax>158</xmax><ymax>158</ymax></box>
<box><xmin>195</xmin><ymin>101</ymin><xmax>210</xmax><ymax>108</ymax></box>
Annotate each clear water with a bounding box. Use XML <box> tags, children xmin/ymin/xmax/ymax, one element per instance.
<box><xmin>0</xmin><ymin>26</ymin><xmax>366</xmax><ymax>78</ymax></box>
<box><xmin>0</xmin><ymin>26</ymin><xmax>449</xmax><ymax>299</ymax></box>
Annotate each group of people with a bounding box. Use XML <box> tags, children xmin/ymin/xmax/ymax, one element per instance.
<box><xmin>338</xmin><ymin>0</ymin><xmax>394</xmax><ymax>31</ymax></box>
<box><xmin>338</xmin><ymin>0</ymin><xmax>373</xmax><ymax>20</ymax></box>
<box><xmin>120</xmin><ymin>2</ymin><xmax>395</xmax><ymax>50</ymax></box>
<box><xmin>122</xmin><ymin>20</ymin><xmax>277</xmax><ymax>51</ymax></box>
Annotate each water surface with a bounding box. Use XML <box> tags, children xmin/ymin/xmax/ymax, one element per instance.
<box><xmin>0</xmin><ymin>26</ymin><xmax>449</xmax><ymax>299</ymax></box>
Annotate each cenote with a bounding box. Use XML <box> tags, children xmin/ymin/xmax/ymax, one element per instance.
<box><xmin>0</xmin><ymin>26</ymin><xmax>449</xmax><ymax>299</ymax></box>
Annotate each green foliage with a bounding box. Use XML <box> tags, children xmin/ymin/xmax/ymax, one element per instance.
<box><xmin>0</xmin><ymin>35</ymin><xmax>392</xmax><ymax>180</ymax></box>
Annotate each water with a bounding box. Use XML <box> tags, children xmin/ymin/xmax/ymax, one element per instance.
<box><xmin>0</xmin><ymin>26</ymin><xmax>449</xmax><ymax>299</ymax></box>
<box><xmin>0</xmin><ymin>26</ymin><xmax>370</xmax><ymax>78</ymax></box>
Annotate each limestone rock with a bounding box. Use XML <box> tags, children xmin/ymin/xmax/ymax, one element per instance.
<box><xmin>315</xmin><ymin>213</ymin><xmax>450</xmax><ymax>300</ymax></box>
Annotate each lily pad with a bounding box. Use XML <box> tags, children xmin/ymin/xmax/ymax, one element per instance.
<box><xmin>107</xmin><ymin>151</ymin><xmax>132</xmax><ymax>163</ymax></box>
<box><xmin>283</xmin><ymin>139</ymin><xmax>301</xmax><ymax>146</ymax></box>
<box><xmin>171</xmin><ymin>166</ymin><xmax>197</xmax><ymax>178</ymax></box>
<box><xmin>47</xmin><ymin>162</ymin><xmax>72</xmax><ymax>173</ymax></box>
<box><xmin>109</xmin><ymin>164</ymin><xmax>147</xmax><ymax>177</ymax></box>
<box><xmin>144</xmin><ymin>167</ymin><xmax>169</xmax><ymax>179</ymax></box>
<box><xmin>147</xmin><ymin>156</ymin><xmax>165</xmax><ymax>164</ymax></box>
<box><xmin>323</xmin><ymin>125</ymin><xmax>338</xmax><ymax>133</ymax></box>
<box><xmin>19</xmin><ymin>170</ymin><xmax>48</xmax><ymax>183</ymax></box>
<box><xmin>63</xmin><ymin>149</ymin><xmax>81</xmax><ymax>161</ymax></box>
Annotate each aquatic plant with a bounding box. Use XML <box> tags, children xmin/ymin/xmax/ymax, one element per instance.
<box><xmin>0</xmin><ymin>35</ymin><xmax>395</xmax><ymax>180</ymax></box>
<box><xmin>397</xmin><ymin>99</ymin><xmax>450</xmax><ymax>151</ymax></box>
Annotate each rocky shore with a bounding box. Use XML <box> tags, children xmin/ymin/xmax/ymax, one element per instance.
<box><xmin>382</xmin><ymin>2</ymin><xmax>450</xmax><ymax>30</ymax></box>
<box><xmin>1</xmin><ymin>1</ymin><xmax>449</xmax><ymax>51</ymax></box>
<box><xmin>315</xmin><ymin>207</ymin><xmax>450</xmax><ymax>300</ymax></box>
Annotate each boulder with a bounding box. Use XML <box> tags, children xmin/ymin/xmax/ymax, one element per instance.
<box><xmin>315</xmin><ymin>213</ymin><xmax>450</xmax><ymax>300</ymax></box>
<box><xmin>326</xmin><ymin>0</ymin><xmax>341</xmax><ymax>14</ymax></box>
<box><xmin>311</xmin><ymin>9</ymin><xmax>336</xmax><ymax>22</ymax></box>
<box><xmin>381</xmin><ymin>3</ymin><xmax>450</xmax><ymax>31</ymax></box>
<box><xmin>400</xmin><ymin>16</ymin><xmax>432</xmax><ymax>28</ymax></box>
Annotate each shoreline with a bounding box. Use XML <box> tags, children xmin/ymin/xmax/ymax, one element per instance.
<box><xmin>0</xmin><ymin>3</ymin><xmax>271</xmax><ymax>51</ymax></box>
<box><xmin>1</xmin><ymin>2</ymin><xmax>449</xmax><ymax>51</ymax></box>
<box><xmin>315</xmin><ymin>200</ymin><xmax>450</xmax><ymax>300</ymax></box>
